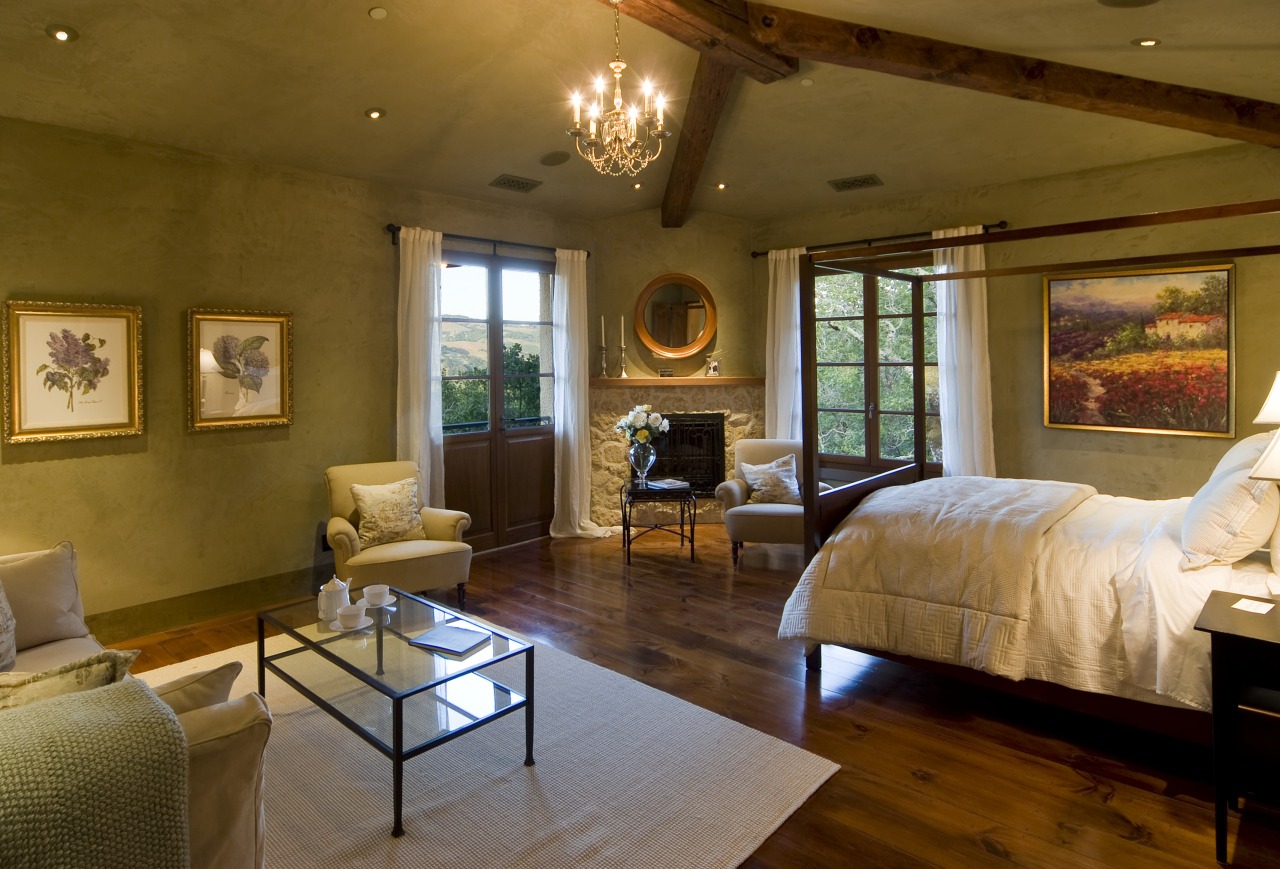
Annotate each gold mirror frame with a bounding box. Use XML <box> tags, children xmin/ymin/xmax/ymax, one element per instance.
<box><xmin>633</xmin><ymin>273</ymin><xmax>717</xmax><ymax>360</ymax></box>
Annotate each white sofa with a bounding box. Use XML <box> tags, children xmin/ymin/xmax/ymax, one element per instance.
<box><xmin>0</xmin><ymin>543</ymin><xmax>271</xmax><ymax>869</ymax></box>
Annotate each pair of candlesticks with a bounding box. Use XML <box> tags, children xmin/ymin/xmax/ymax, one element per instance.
<box><xmin>599</xmin><ymin>344</ymin><xmax>629</xmax><ymax>378</ymax></box>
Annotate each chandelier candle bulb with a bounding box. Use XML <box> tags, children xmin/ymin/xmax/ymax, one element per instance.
<box><xmin>572</xmin><ymin>94</ymin><xmax>581</xmax><ymax>126</ymax></box>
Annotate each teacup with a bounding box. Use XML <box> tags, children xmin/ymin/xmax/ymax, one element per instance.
<box><xmin>363</xmin><ymin>584</ymin><xmax>390</xmax><ymax>607</ymax></box>
<box><xmin>337</xmin><ymin>603</ymin><xmax>366</xmax><ymax>629</ymax></box>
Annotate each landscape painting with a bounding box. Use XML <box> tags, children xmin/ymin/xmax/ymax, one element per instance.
<box><xmin>1044</xmin><ymin>264</ymin><xmax>1233</xmax><ymax>437</ymax></box>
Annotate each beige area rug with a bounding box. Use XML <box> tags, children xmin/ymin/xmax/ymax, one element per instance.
<box><xmin>141</xmin><ymin>636</ymin><xmax>837</xmax><ymax>869</ymax></box>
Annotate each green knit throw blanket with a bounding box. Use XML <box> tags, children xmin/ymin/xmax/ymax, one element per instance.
<box><xmin>0</xmin><ymin>679</ymin><xmax>190</xmax><ymax>868</ymax></box>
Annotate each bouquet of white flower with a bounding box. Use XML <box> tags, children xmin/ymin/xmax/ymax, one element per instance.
<box><xmin>614</xmin><ymin>404</ymin><xmax>670</xmax><ymax>444</ymax></box>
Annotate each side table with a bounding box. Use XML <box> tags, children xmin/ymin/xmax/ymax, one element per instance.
<box><xmin>620</xmin><ymin>481</ymin><xmax>696</xmax><ymax>564</ymax></box>
<box><xmin>1195</xmin><ymin>590</ymin><xmax>1280</xmax><ymax>864</ymax></box>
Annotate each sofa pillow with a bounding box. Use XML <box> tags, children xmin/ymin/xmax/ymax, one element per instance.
<box><xmin>350</xmin><ymin>478</ymin><xmax>428</xmax><ymax>547</ymax></box>
<box><xmin>151</xmin><ymin>660</ymin><xmax>243</xmax><ymax>715</ymax></box>
<box><xmin>0</xmin><ymin>583</ymin><xmax>15</xmax><ymax>673</ymax></box>
<box><xmin>0</xmin><ymin>648</ymin><xmax>139</xmax><ymax>710</ymax></box>
<box><xmin>742</xmin><ymin>454</ymin><xmax>803</xmax><ymax>505</ymax></box>
<box><xmin>1182</xmin><ymin>433</ymin><xmax>1280</xmax><ymax>569</ymax></box>
<box><xmin>0</xmin><ymin>541</ymin><xmax>90</xmax><ymax>651</ymax></box>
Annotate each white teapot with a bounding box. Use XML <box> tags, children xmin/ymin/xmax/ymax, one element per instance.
<box><xmin>318</xmin><ymin>576</ymin><xmax>351</xmax><ymax>622</ymax></box>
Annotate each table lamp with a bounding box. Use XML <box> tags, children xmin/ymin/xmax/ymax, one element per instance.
<box><xmin>1249</xmin><ymin>372</ymin><xmax>1280</xmax><ymax>481</ymax></box>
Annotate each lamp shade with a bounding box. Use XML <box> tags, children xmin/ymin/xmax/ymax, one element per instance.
<box><xmin>1254</xmin><ymin>372</ymin><xmax>1280</xmax><ymax>425</ymax></box>
<box><xmin>1250</xmin><ymin>430</ymin><xmax>1280</xmax><ymax>481</ymax></box>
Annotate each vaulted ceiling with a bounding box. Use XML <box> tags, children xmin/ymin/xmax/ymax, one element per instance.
<box><xmin>3</xmin><ymin>0</ymin><xmax>1277</xmax><ymax>224</ymax></box>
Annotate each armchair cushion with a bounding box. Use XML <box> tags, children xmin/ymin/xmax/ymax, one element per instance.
<box><xmin>741</xmin><ymin>454</ymin><xmax>802</xmax><ymax>504</ymax></box>
<box><xmin>0</xmin><ymin>541</ymin><xmax>90</xmax><ymax>651</ymax></box>
<box><xmin>350</xmin><ymin>478</ymin><xmax>428</xmax><ymax>547</ymax></box>
<box><xmin>0</xmin><ymin>648</ymin><xmax>139</xmax><ymax>710</ymax></box>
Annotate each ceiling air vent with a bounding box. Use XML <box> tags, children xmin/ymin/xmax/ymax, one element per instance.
<box><xmin>489</xmin><ymin>174</ymin><xmax>542</xmax><ymax>194</ymax></box>
<box><xmin>827</xmin><ymin>174</ymin><xmax>884</xmax><ymax>193</ymax></box>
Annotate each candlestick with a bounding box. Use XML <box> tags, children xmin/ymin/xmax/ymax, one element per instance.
<box><xmin>619</xmin><ymin>340</ymin><xmax>629</xmax><ymax>378</ymax></box>
<box><xmin>599</xmin><ymin>345</ymin><xmax>608</xmax><ymax>378</ymax></box>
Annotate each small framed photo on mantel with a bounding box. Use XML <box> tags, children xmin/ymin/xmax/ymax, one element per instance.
<box><xmin>188</xmin><ymin>308</ymin><xmax>293</xmax><ymax>431</ymax></box>
<box><xmin>2</xmin><ymin>300</ymin><xmax>143</xmax><ymax>444</ymax></box>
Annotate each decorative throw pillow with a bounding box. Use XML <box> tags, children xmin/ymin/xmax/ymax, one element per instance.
<box><xmin>0</xmin><ymin>541</ymin><xmax>90</xmax><ymax>651</ymax></box>
<box><xmin>150</xmin><ymin>660</ymin><xmax>243</xmax><ymax>715</ymax></box>
<box><xmin>742</xmin><ymin>454</ymin><xmax>803</xmax><ymax>505</ymax></box>
<box><xmin>1182</xmin><ymin>432</ymin><xmax>1280</xmax><ymax>569</ymax></box>
<box><xmin>0</xmin><ymin>583</ymin><xmax>15</xmax><ymax>673</ymax></box>
<box><xmin>0</xmin><ymin>648</ymin><xmax>139</xmax><ymax>710</ymax></box>
<box><xmin>350</xmin><ymin>478</ymin><xmax>428</xmax><ymax>547</ymax></box>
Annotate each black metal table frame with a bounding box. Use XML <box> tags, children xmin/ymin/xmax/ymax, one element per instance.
<box><xmin>619</xmin><ymin>482</ymin><xmax>696</xmax><ymax>564</ymax></box>
<box><xmin>257</xmin><ymin>588</ymin><xmax>534</xmax><ymax>837</ymax></box>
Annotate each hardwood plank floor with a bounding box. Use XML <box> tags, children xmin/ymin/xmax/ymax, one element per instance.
<box><xmin>113</xmin><ymin>526</ymin><xmax>1280</xmax><ymax>867</ymax></box>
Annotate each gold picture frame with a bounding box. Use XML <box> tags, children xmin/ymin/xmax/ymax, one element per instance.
<box><xmin>1044</xmin><ymin>263</ymin><xmax>1234</xmax><ymax>437</ymax></box>
<box><xmin>188</xmin><ymin>309</ymin><xmax>293</xmax><ymax>431</ymax></box>
<box><xmin>2</xmin><ymin>300</ymin><xmax>143</xmax><ymax>443</ymax></box>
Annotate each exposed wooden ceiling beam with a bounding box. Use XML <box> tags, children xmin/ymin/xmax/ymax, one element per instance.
<box><xmin>747</xmin><ymin>3</ymin><xmax>1280</xmax><ymax>148</ymax></box>
<box><xmin>600</xmin><ymin>0</ymin><xmax>796</xmax><ymax>84</ymax></box>
<box><xmin>661</xmin><ymin>54</ymin><xmax>737</xmax><ymax>227</ymax></box>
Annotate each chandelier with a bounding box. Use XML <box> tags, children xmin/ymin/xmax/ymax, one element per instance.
<box><xmin>567</xmin><ymin>0</ymin><xmax>670</xmax><ymax>176</ymax></box>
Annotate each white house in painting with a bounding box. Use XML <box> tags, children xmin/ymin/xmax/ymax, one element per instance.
<box><xmin>1146</xmin><ymin>313</ymin><xmax>1227</xmax><ymax>341</ymax></box>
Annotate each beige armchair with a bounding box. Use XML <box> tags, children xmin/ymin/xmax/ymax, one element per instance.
<box><xmin>324</xmin><ymin>460</ymin><xmax>473</xmax><ymax>607</ymax></box>
<box><xmin>715</xmin><ymin>439</ymin><xmax>823</xmax><ymax>567</ymax></box>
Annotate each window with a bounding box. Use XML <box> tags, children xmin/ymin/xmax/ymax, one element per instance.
<box><xmin>439</xmin><ymin>254</ymin><xmax>554</xmax><ymax>434</ymax></box>
<box><xmin>813</xmin><ymin>256</ymin><xmax>941</xmax><ymax>468</ymax></box>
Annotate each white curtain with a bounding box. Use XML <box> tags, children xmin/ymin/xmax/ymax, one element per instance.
<box><xmin>932</xmin><ymin>226</ymin><xmax>997</xmax><ymax>477</ymax></box>
<box><xmin>766</xmin><ymin>248</ymin><xmax>805</xmax><ymax>440</ymax></box>
<box><xmin>550</xmin><ymin>249</ymin><xmax>614</xmax><ymax>537</ymax></box>
<box><xmin>395</xmin><ymin>227</ymin><xmax>446</xmax><ymax>507</ymax></box>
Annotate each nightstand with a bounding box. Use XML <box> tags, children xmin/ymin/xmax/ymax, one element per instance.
<box><xmin>1195</xmin><ymin>590</ymin><xmax>1280</xmax><ymax>864</ymax></box>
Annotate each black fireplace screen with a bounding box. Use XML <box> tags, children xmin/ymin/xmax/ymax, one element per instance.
<box><xmin>639</xmin><ymin>412</ymin><xmax>726</xmax><ymax>496</ymax></box>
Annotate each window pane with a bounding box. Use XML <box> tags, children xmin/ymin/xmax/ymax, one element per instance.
<box><xmin>815</xmin><ymin>273</ymin><xmax>863</xmax><ymax>318</ymax></box>
<box><xmin>441</xmin><ymin>321</ymin><xmax>487</xmax><ymax>375</ymax></box>
<box><xmin>924</xmin><ymin>314</ymin><xmax>937</xmax><ymax>364</ymax></box>
<box><xmin>441</xmin><ymin>265</ymin><xmax>488</xmax><ymax>319</ymax></box>
<box><xmin>878</xmin><ymin>277</ymin><xmax>913</xmax><ymax>316</ymax></box>
<box><xmin>879</xmin><ymin>365</ymin><xmax>914</xmax><ymax>412</ymax></box>
<box><xmin>817</xmin><ymin>365</ymin><xmax>864</xmax><ymax>410</ymax></box>
<box><xmin>503</xmin><ymin>325</ymin><xmax>552</xmax><ymax>375</ymax></box>
<box><xmin>924</xmin><ymin>415</ymin><xmax>943</xmax><ymax>463</ymax></box>
<box><xmin>878</xmin><ymin>317</ymin><xmax>913</xmax><ymax>363</ymax></box>
<box><xmin>879</xmin><ymin>413</ymin><xmax>915</xmax><ymax>460</ymax></box>
<box><xmin>923</xmin><ymin>279</ymin><xmax>937</xmax><ymax>314</ymax></box>
<box><xmin>924</xmin><ymin>365</ymin><xmax>940</xmax><ymax>414</ymax></box>
<box><xmin>441</xmin><ymin>379</ymin><xmax>488</xmax><ymax>433</ymax></box>
<box><xmin>503</xmin><ymin>375</ymin><xmax>553</xmax><ymax>428</ymax></box>
<box><xmin>502</xmin><ymin>269</ymin><xmax>551</xmax><ymax>322</ymax></box>
<box><xmin>816</xmin><ymin>319</ymin><xmax>865</xmax><ymax>361</ymax></box>
<box><xmin>817</xmin><ymin>410</ymin><xmax>866</xmax><ymax>458</ymax></box>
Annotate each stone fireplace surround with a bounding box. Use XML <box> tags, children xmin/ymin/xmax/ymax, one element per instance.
<box><xmin>589</xmin><ymin>381</ymin><xmax>765</xmax><ymax>529</ymax></box>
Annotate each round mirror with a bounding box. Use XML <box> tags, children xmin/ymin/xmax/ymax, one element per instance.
<box><xmin>633</xmin><ymin>273</ymin><xmax>717</xmax><ymax>360</ymax></box>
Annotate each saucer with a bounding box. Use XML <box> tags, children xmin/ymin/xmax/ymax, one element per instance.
<box><xmin>357</xmin><ymin>594</ymin><xmax>397</xmax><ymax>608</ymax></box>
<box><xmin>330</xmin><ymin>615</ymin><xmax>374</xmax><ymax>632</ymax></box>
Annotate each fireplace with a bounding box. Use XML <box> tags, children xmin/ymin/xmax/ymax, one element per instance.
<box><xmin>639</xmin><ymin>412</ymin><xmax>725</xmax><ymax>496</ymax></box>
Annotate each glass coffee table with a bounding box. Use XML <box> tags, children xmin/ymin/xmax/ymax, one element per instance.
<box><xmin>257</xmin><ymin>588</ymin><xmax>534</xmax><ymax>837</ymax></box>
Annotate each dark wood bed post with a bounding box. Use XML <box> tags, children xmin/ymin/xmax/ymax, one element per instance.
<box><xmin>799</xmin><ymin>255</ymin><xmax>822</xmax><ymax>564</ymax></box>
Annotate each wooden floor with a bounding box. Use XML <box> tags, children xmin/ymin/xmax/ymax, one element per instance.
<box><xmin>114</xmin><ymin>525</ymin><xmax>1280</xmax><ymax>867</ymax></box>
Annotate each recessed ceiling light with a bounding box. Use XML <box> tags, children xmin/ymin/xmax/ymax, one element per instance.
<box><xmin>45</xmin><ymin>24</ymin><xmax>78</xmax><ymax>42</ymax></box>
<box><xmin>368</xmin><ymin>7</ymin><xmax>388</xmax><ymax>20</ymax></box>
<box><xmin>1131</xmin><ymin>37</ymin><xmax>1162</xmax><ymax>47</ymax></box>
<box><xmin>365</xmin><ymin>108</ymin><xmax>385</xmax><ymax>120</ymax></box>
<box><xmin>800</xmin><ymin>78</ymin><xmax>814</xmax><ymax>88</ymax></box>
<box><xmin>716</xmin><ymin>183</ymin><xmax>726</xmax><ymax>190</ymax></box>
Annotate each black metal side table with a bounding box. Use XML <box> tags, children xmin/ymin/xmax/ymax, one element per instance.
<box><xmin>619</xmin><ymin>481</ymin><xmax>696</xmax><ymax>564</ymax></box>
<box><xmin>1195</xmin><ymin>590</ymin><xmax>1280</xmax><ymax>864</ymax></box>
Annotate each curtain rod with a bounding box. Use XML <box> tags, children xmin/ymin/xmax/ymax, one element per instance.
<box><xmin>384</xmin><ymin>224</ymin><xmax>588</xmax><ymax>258</ymax></box>
<box><xmin>750</xmin><ymin>221</ymin><xmax>1009</xmax><ymax>259</ymax></box>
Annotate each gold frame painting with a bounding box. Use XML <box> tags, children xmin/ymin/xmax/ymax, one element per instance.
<box><xmin>1044</xmin><ymin>263</ymin><xmax>1234</xmax><ymax>437</ymax></box>
<box><xmin>2</xmin><ymin>300</ymin><xmax>144</xmax><ymax>443</ymax></box>
<box><xmin>188</xmin><ymin>309</ymin><xmax>293</xmax><ymax>431</ymax></box>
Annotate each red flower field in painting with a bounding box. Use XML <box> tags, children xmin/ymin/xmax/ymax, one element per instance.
<box><xmin>1048</xmin><ymin>350</ymin><xmax>1228</xmax><ymax>432</ymax></box>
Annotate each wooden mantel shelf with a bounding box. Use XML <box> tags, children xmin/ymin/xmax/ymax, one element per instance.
<box><xmin>590</xmin><ymin>377</ymin><xmax>763</xmax><ymax>387</ymax></box>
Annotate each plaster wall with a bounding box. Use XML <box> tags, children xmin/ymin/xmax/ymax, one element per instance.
<box><xmin>753</xmin><ymin>144</ymin><xmax>1280</xmax><ymax>500</ymax></box>
<box><xmin>0</xmin><ymin>117</ymin><xmax>593</xmax><ymax>615</ymax></box>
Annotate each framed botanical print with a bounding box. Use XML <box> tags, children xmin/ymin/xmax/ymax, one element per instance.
<box><xmin>188</xmin><ymin>309</ymin><xmax>293</xmax><ymax>431</ymax></box>
<box><xmin>1044</xmin><ymin>263</ymin><xmax>1233</xmax><ymax>437</ymax></box>
<box><xmin>2</xmin><ymin>300</ymin><xmax>143</xmax><ymax>443</ymax></box>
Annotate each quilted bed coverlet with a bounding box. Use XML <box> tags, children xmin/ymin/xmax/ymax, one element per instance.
<box><xmin>778</xmin><ymin>476</ymin><xmax>1096</xmax><ymax>680</ymax></box>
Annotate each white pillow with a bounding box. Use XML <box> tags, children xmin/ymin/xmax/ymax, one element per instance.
<box><xmin>350</xmin><ymin>478</ymin><xmax>428</xmax><ymax>547</ymax></box>
<box><xmin>741</xmin><ymin>454</ymin><xmax>802</xmax><ymax>505</ymax></box>
<box><xmin>1182</xmin><ymin>432</ymin><xmax>1280</xmax><ymax>569</ymax></box>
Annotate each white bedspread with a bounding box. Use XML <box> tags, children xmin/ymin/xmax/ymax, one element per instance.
<box><xmin>779</xmin><ymin>477</ymin><xmax>1278</xmax><ymax>710</ymax></box>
